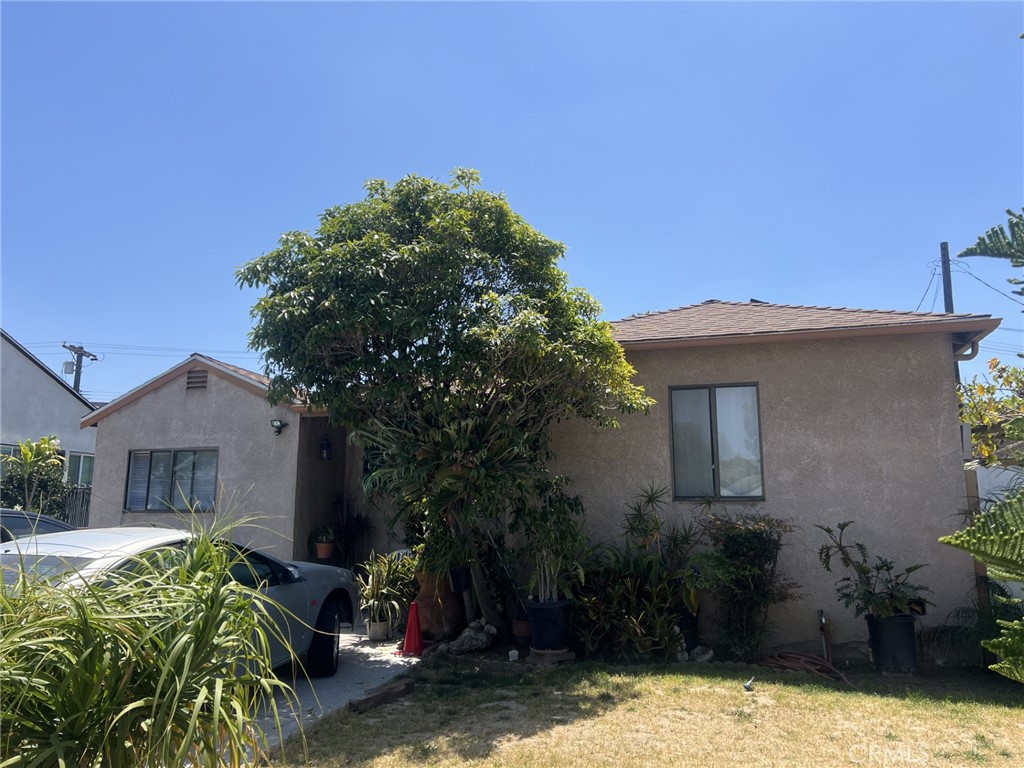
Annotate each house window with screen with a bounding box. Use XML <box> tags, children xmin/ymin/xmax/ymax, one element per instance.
<box><xmin>67</xmin><ymin>452</ymin><xmax>95</xmax><ymax>486</ymax></box>
<box><xmin>125</xmin><ymin>449</ymin><xmax>218</xmax><ymax>511</ymax></box>
<box><xmin>671</xmin><ymin>384</ymin><xmax>764</xmax><ymax>500</ymax></box>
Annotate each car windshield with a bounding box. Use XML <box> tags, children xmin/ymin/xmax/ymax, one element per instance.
<box><xmin>0</xmin><ymin>553</ymin><xmax>94</xmax><ymax>586</ymax></box>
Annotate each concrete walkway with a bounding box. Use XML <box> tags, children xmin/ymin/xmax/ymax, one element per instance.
<box><xmin>260</xmin><ymin>628</ymin><xmax>419</xmax><ymax>745</ymax></box>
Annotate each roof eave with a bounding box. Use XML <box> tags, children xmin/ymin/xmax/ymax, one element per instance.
<box><xmin>615</xmin><ymin>317</ymin><xmax>1002</xmax><ymax>351</ymax></box>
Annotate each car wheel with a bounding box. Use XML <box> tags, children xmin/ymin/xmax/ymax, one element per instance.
<box><xmin>307</xmin><ymin>599</ymin><xmax>342</xmax><ymax>677</ymax></box>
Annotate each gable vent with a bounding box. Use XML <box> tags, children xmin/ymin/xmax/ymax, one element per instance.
<box><xmin>186</xmin><ymin>369</ymin><xmax>209</xmax><ymax>391</ymax></box>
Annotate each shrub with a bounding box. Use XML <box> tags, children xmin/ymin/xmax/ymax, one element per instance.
<box><xmin>0</xmin><ymin>436</ymin><xmax>72</xmax><ymax>519</ymax></box>
<box><xmin>696</xmin><ymin>511</ymin><xmax>799</xmax><ymax>661</ymax></box>
<box><xmin>575</xmin><ymin>486</ymin><xmax>700</xmax><ymax>660</ymax></box>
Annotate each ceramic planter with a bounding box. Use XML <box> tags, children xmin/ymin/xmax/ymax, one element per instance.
<box><xmin>366</xmin><ymin>620</ymin><xmax>390</xmax><ymax>641</ymax></box>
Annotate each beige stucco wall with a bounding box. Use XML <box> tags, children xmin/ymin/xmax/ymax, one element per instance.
<box><xmin>88</xmin><ymin>372</ymin><xmax>301</xmax><ymax>560</ymax></box>
<box><xmin>551</xmin><ymin>332</ymin><xmax>976</xmax><ymax>649</ymax></box>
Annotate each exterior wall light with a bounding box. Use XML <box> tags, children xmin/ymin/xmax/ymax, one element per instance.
<box><xmin>270</xmin><ymin>419</ymin><xmax>288</xmax><ymax>435</ymax></box>
<box><xmin>319</xmin><ymin>437</ymin><xmax>332</xmax><ymax>461</ymax></box>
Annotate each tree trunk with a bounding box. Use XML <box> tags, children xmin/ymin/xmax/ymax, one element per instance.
<box><xmin>449</xmin><ymin>507</ymin><xmax>508</xmax><ymax>639</ymax></box>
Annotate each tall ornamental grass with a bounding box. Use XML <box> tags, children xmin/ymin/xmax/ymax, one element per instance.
<box><xmin>0</xmin><ymin>526</ymin><xmax>299</xmax><ymax>767</ymax></box>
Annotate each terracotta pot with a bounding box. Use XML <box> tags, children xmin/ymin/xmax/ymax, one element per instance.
<box><xmin>511</xmin><ymin>618</ymin><xmax>532</xmax><ymax>647</ymax></box>
<box><xmin>414</xmin><ymin>570</ymin><xmax>465</xmax><ymax>641</ymax></box>
<box><xmin>315</xmin><ymin>542</ymin><xmax>336</xmax><ymax>560</ymax></box>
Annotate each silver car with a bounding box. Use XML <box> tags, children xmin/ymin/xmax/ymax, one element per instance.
<box><xmin>0</xmin><ymin>527</ymin><xmax>360</xmax><ymax>677</ymax></box>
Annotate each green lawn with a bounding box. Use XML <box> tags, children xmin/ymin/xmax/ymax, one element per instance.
<box><xmin>275</xmin><ymin>655</ymin><xmax>1024</xmax><ymax>768</ymax></box>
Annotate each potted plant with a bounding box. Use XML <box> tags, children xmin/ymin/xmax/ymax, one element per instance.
<box><xmin>313</xmin><ymin>525</ymin><xmax>337</xmax><ymax>560</ymax></box>
<box><xmin>357</xmin><ymin>551</ymin><xmax>406</xmax><ymax>641</ymax></box>
<box><xmin>514</xmin><ymin>480</ymin><xmax>586</xmax><ymax>652</ymax></box>
<box><xmin>817</xmin><ymin>521</ymin><xmax>932</xmax><ymax>673</ymax></box>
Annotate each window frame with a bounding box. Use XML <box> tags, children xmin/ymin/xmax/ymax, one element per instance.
<box><xmin>123</xmin><ymin>448</ymin><xmax>218</xmax><ymax>512</ymax></box>
<box><xmin>66</xmin><ymin>452</ymin><xmax>95</xmax><ymax>486</ymax></box>
<box><xmin>669</xmin><ymin>382</ymin><xmax>765</xmax><ymax>502</ymax></box>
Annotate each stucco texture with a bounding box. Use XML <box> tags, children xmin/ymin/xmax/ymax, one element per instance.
<box><xmin>1</xmin><ymin>335</ymin><xmax>96</xmax><ymax>456</ymax></box>
<box><xmin>88</xmin><ymin>371</ymin><xmax>342</xmax><ymax>561</ymax></box>
<box><xmin>550</xmin><ymin>332</ymin><xmax>976</xmax><ymax>649</ymax></box>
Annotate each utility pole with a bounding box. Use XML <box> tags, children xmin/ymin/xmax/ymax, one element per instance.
<box><xmin>940</xmin><ymin>241</ymin><xmax>955</xmax><ymax>314</ymax></box>
<box><xmin>939</xmin><ymin>242</ymin><xmax>961</xmax><ymax>385</ymax></box>
<box><xmin>62</xmin><ymin>343</ymin><xmax>98</xmax><ymax>393</ymax></box>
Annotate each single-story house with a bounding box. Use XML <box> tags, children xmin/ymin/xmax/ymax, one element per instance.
<box><xmin>1</xmin><ymin>328</ymin><xmax>96</xmax><ymax>486</ymax></box>
<box><xmin>81</xmin><ymin>354</ymin><xmax>363</xmax><ymax>562</ymax></box>
<box><xmin>551</xmin><ymin>300</ymin><xmax>1001</xmax><ymax>649</ymax></box>
<box><xmin>81</xmin><ymin>299</ymin><xmax>1002</xmax><ymax>653</ymax></box>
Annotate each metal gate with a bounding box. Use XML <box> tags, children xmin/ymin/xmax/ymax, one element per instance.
<box><xmin>63</xmin><ymin>486</ymin><xmax>91</xmax><ymax>528</ymax></box>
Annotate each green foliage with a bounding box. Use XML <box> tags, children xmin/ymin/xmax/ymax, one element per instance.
<box><xmin>0</xmin><ymin>436</ymin><xmax>72</xmax><ymax>518</ymax></box>
<box><xmin>512</xmin><ymin>478</ymin><xmax>586</xmax><ymax>603</ymax></box>
<box><xmin>940</xmin><ymin>495</ymin><xmax>1024</xmax><ymax>683</ymax></box>
<box><xmin>313</xmin><ymin>525</ymin><xmax>336</xmax><ymax>544</ymax></box>
<box><xmin>958</xmin><ymin>207</ymin><xmax>1024</xmax><ymax>297</ymax></box>
<box><xmin>237</xmin><ymin>170</ymin><xmax>653</xmax><ymax>625</ymax></box>
<box><xmin>697</xmin><ymin>511</ymin><xmax>798</xmax><ymax>661</ymax></box>
<box><xmin>817</xmin><ymin>521</ymin><xmax>932</xmax><ymax>619</ymax></box>
<box><xmin>0</xmin><ymin>524</ymin><xmax>296</xmax><ymax>767</ymax></box>
<box><xmin>357</xmin><ymin>551</ymin><xmax>411</xmax><ymax>625</ymax></box>
<box><xmin>940</xmin><ymin>496</ymin><xmax>1024</xmax><ymax>584</ymax></box>
<box><xmin>574</xmin><ymin>486</ymin><xmax>702</xmax><ymax>661</ymax></box>
<box><xmin>959</xmin><ymin>359</ymin><xmax>1024</xmax><ymax>464</ymax></box>
<box><xmin>920</xmin><ymin>576</ymin><xmax>1024</xmax><ymax>666</ymax></box>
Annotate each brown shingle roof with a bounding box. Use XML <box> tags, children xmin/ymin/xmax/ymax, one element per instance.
<box><xmin>197</xmin><ymin>355</ymin><xmax>272</xmax><ymax>387</ymax></box>
<box><xmin>80</xmin><ymin>353</ymin><xmax>320</xmax><ymax>428</ymax></box>
<box><xmin>612</xmin><ymin>300</ymin><xmax>1000</xmax><ymax>348</ymax></box>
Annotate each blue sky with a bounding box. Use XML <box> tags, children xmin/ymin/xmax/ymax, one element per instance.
<box><xmin>2</xmin><ymin>1</ymin><xmax>1022</xmax><ymax>403</ymax></box>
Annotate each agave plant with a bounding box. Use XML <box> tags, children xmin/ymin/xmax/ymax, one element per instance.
<box><xmin>0</xmin><ymin>521</ymin><xmax>300</xmax><ymax>767</ymax></box>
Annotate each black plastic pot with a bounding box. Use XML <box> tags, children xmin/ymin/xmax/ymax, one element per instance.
<box><xmin>526</xmin><ymin>599</ymin><xmax>572</xmax><ymax>651</ymax></box>
<box><xmin>866</xmin><ymin>614</ymin><xmax>917</xmax><ymax>673</ymax></box>
<box><xmin>449</xmin><ymin>564</ymin><xmax>472</xmax><ymax>594</ymax></box>
<box><xmin>677</xmin><ymin>608</ymin><xmax>700</xmax><ymax>652</ymax></box>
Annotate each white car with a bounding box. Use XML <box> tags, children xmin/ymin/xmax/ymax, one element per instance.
<box><xmin>0</xmin><ymin>527</ymin><xmax>360</xmax><ymax>677</ymax></box>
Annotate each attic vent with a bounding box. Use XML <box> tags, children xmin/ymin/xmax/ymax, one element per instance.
<box><xmin>186</xmin><ymin>369</ymin><xmax>209</xmax><ymax>391</ymax></box>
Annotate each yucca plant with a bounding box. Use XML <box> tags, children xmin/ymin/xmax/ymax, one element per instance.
<box><xmin>0</xmin><ymin>522</ymin><xmax>300</xmax><ymax>767</ymax></box>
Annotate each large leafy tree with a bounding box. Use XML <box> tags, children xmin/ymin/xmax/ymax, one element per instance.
<box><xmin>237</xmin><ymin>170</ymin><xmax>652</xmax><ymax>626</ymax></box>
<box><xmin>959</xmin><ymin>358</ymin><xmax>1024</xmax><ymax>465</ymax></box>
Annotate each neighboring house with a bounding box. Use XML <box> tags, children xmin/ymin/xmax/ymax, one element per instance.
<box><xmin>1</xmin><ymin>328</ymin><xmax>96</xmax><ymax>484</ymax></box>
<box><xmin>551</xmin><ymin>300</ymin><xmax>1001</xmax><ymax>649</ymax></box>
<box><xmin>81</xmin><ymin>354</ymin><xmax>359</xmax><ymax>562</ymax></box>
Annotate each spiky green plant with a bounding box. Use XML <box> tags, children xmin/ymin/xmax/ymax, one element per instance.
<box><xmin>940</xmin><ymin>495</ymin><xmax>1024</xmax><ymax>684</ymax></box>
<box><xmin>0</xmin><ymin>523</ymin><xmax>300</xmax><ymax>766</ymax></box>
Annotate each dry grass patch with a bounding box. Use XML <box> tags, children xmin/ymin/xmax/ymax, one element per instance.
<box><xmin>280</xmin><ymin>657</ymin><xmax>1024</xmax><ymax>768</ymax></box>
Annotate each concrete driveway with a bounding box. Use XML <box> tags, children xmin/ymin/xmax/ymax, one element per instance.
<box><xmin>260</xmin><ymin>627</ymin><xmax>419</xmax><ymax>745</ymax></box>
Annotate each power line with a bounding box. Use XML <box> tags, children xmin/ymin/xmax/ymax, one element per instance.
<box><xmin>914</xmin><ymin>269</ymin><xmax>937</xmax><ymax>312</ymax></box>
<box><xmin>939</xmin><ymin>259</ymin><xmax>1024</xmax><ymax>307</ymax></box>
<box><xmin>23</xmin><ymin>341</ymin><xmax>258</xmax><ymax>355</ymax></box>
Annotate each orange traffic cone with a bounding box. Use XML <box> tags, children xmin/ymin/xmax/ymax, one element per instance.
<box><xmin>402</xmin><ymin>601</ymin><xmax>424</xmax><ymax>657</ymax></box>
